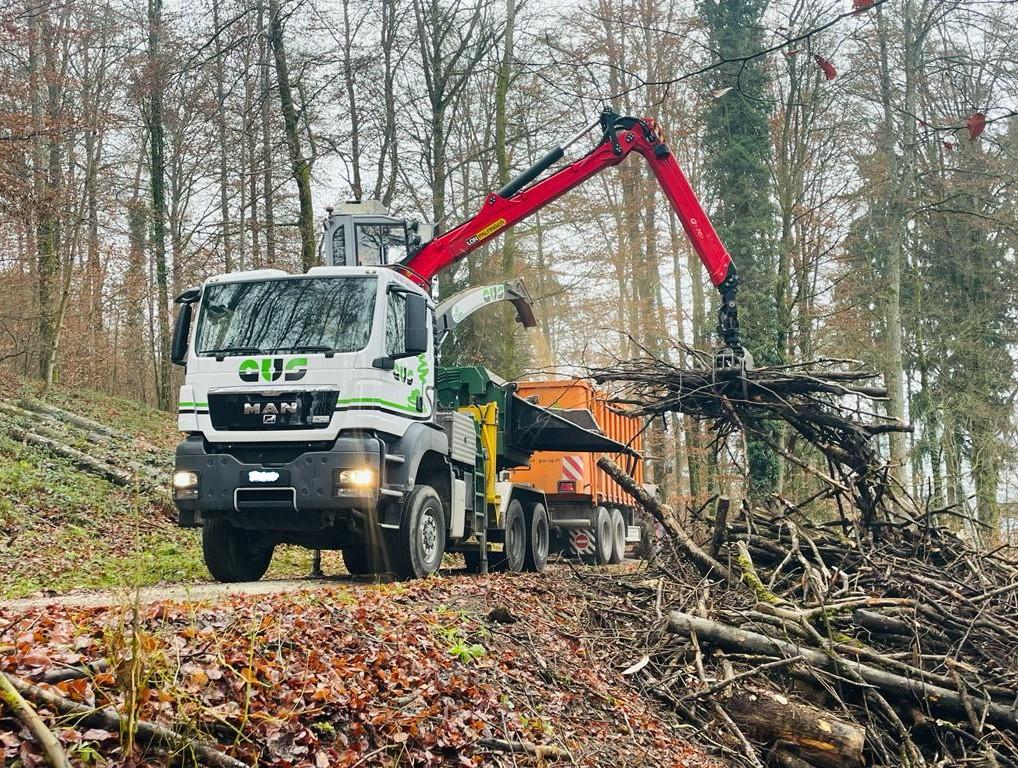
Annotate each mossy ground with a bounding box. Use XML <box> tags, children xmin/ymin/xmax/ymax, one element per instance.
<box><xmin>0</xmin><ymin>382</ymin><xmax>344</xmax><ymax>599</ymax></box>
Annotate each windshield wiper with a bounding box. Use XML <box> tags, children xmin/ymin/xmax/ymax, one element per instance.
<box><xmin>268</xmin><ymin>345</ymin><xmax>336</xmax><ymax>357</ymax></box>
<box><xmin>203</xmin><ymin>346</ymin><xmax>264</xmax><ymax>361</ymax></box>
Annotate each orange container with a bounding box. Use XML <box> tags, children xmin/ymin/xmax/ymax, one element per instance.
<box><xmin>510</xmin><ymin>379</ymin><xmax>644</xmax><ymax>508</ymax></box>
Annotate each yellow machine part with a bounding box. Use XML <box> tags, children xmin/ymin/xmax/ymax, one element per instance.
<box><xmin>460</xmin><ymin>403</ymin><xmax>500</xmax><ymax>523</ymax></box>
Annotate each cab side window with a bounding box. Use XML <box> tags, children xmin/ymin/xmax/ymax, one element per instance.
<box><xmin>385</xmin><ymin>291</ymin><xmax>406</xmax><ymax>357</ymax></box>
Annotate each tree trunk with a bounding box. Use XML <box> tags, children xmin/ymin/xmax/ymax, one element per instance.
<box><xmin>258</xmin><ymin>0</ymin><xmax>276</xmax><ymax>266</ymax></box>
<box><xmin>148</xmin><ymin>0</ymin><xmax>171</xmax><ymax>410</ymax></box>
<box><xmin>875</xmin><ymin>3</ymin><xmax>910</xmax><ymax>482</ymax></box>
<box><xmin>341</xmin><ymin>0</ymin><xmax>362</xmax><ymax>201</ymax></box>
<box><xmin>211</xmin><ymin>0</ymin><xmax>232</xmax><ymax>271</ymax></box>
<box><xmin>267</xmin><ymin>0</ymin><xmax>315</xmax><ymax>271</ymax></box>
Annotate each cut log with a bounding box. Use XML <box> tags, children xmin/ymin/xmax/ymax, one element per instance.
<box><xmin>5</xmin><ymin>673</ymin><xmax>246</xmax><ymax>768</ymax></box>
<box><xmin>21</xmin><ymin>400</ymin><xmax>119</xmax><ymax>437</ymax></box>
<box><xmin>3</xmin><ymin>425</ymin><xmax>134</xmax><ymax>487</ymax></box>
<box><xmin>668</xmin><ymin>611</ymin><xmax>1018</xmax><ymax>730</ymax></box>
<box><xmin>722</xmin><ymin>685</ymin><xmax>864</xmax><ymax>768</ymax></box>
<box><xmin>597</xmin><ymin>456</ymin><xmax>737</xmax><ymax>586</ymax></box>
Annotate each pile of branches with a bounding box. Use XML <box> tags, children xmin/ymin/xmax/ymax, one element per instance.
<box><xmin>588</xmin><ymin>347</ymin><xmax>912</xmax><ymax>524</ymax></box>
<box><xmin>580</xmin><ymin>348</ymin><xmax>1018</xmax><ymax>767</ymax></box>
<box><xmin>585</xmin><ymin>490</ymin><xmax>1018</xmax><ymax>767</ymax></box>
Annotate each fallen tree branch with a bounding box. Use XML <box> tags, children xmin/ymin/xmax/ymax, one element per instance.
<box><xmin>667</xmin><ymin>611</ymin><xmax>1018</xmax><ymax>730</ymax></box>
<box><xmin>477</xmin><ymin>737</ymin><xmax>569</xmax><ymax>760</ymax></box>
<box><xmin>5</xmin><ymin>673</ymin><xmax>247</xmax><ymax>768</ymax></box>
<box><xmin>0</xmin><ymin>672</ymin><xmax>71</xmax><ymax>768</ymax></box>
<box><xmin>598</xmin><ymin>456</ymin><xmax>737</xmax><ymax>586</ymax></box>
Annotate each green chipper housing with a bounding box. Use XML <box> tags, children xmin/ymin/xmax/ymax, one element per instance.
<box><xmin>434</xmin><ymin>365</ymin><xmax>638</xmax><ymax>573</ymax></box>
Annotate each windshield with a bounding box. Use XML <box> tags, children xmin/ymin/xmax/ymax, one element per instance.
<box><xmin>194</xmin><ymin>277</ymin><xmax>377</xmax><ymax>356</ymax></box>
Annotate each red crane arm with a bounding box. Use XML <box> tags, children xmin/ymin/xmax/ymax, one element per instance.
<box><xmin>396</xmin><ymin>111</ymin><xmax>745</xmax><ymax>355</ymax></box>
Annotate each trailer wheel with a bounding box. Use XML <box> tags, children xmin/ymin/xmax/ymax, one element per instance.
<box><xmin>608</xmin><ymin>509</ymin><xmax>626</xmax><ymax>564</ymax></box>
<box><xmin>391</xmin><ymin>485</ymin><xmax>446</xmax><ymax>579</ymax></box>
<box><xmin>524</xmin><ymin>503</ymin><xmax>550</xmax><ymax>572</ymax></box>
<box><xmin>593</xmin><ymin>506</ymin><xmax>612</xmax><ymax>566</ymax></box>
<box><xmin>502</xmin><ymin>499</ymin><xmax>527</xmax><ymax>573</ymax></box>
<box><xmin>202</xmin><ymin>518</ymin><xmax>273</xmax><ymax>583</ymax></box>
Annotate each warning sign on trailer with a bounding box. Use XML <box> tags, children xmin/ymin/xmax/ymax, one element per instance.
<box><xmin>570</xmin><ymin>529</ymin><xmax>594</xmax><ymax>555</ymax></box>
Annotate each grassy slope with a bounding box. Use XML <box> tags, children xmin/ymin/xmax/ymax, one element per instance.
<box><xmin>0</xmin><ymin>380</ymin><xmax>333</xmax><ymax>599</ymax></box>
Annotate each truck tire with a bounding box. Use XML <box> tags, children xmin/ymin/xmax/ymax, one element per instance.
<box><xmin>390</xmin><ymin>485</ymin><xmax>446</xmax><ymax>579</ymax></box>
<box><xmin>202</xmin><ymin>518</ymin><xmax>273</xmax><ymax>583</ymax></box>
<box><xmin>593</xmin><ymin>506</ymin><xmax>612</xmax><ymax>566</ymax></box>
<box><xmin>524</xmin><ymin>502</ymin><xmax>550</xmax><ymax>572</ymax></box>
<box><xmin>609</xmin><ymin>508</ymin><xmax>626</xmax><ymax>564</ymax></box>
<box><xmin>501</xmin><ymin>499</ymin><xmax>527</xmax><ymax>573</ymax></box>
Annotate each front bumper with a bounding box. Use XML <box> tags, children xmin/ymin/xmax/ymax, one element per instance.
<box><xmin>173</xmin><ymin>435</ymin><xmax>393</xmax><ymax>529</ymax></box>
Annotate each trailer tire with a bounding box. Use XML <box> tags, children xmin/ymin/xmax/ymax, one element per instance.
<box><xmin>524</xmin><ymin>503</ymin><xmax>550</xmax><ymax>572</ymax></box>
<box><xmin>593</xmin><ymin>506</ymin><xmax>612</xmax><ymax>566</ymax></box>
<box><xmin>390</xmin><ymin>485</ymin><xmax>446</xmax><ymax>579</ymax></box>
<box><xmin>609</xmin><ymin>509</ymin><xmax>626</xmax><ymax>564</ymax></box>
<box><xmin>501</xmin><ymin>499</ymin><xmax>527</xmax><ymax>573</ymax></box>
<box><xmin>202</xmin><ymin>518</ymin><xmax>273</xmax><ymax>583</ymax></box>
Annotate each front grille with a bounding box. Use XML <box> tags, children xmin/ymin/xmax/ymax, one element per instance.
<box><xmin>208</xmin><ymin>391</ymin><xmax>339</xmax><ymax>431</ymax></box>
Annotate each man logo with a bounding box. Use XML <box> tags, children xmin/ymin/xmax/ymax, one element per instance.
<box><xmin>238</xmin><ymin>357</ymin><xmax>308</xmax><ymax>382</ymax></box>
<box><xmin>243</xmin><ymin>402</ymin><xmax>298</xmax><ymax>425</ymax></box>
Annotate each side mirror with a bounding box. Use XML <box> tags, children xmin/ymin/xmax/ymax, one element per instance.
<box><xmin>403</xmin><ymin>293</ymin><xmax>428</xmax><ymax>357</ymax></box>
<box><xmin>171</xmin><ymin>303</ymin><xmax>192</xmax><ymax>366</ymax></box>
<box><xmin>171</xmin><ymin>288</ymin><xmax>200</xmax><ymax>366</ymax></box>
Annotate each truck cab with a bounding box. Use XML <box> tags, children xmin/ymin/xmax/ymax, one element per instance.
<box><xmin>171</xmin><ymin>264</ymin><xmax>453</xmax><ymax>580</ymax></box>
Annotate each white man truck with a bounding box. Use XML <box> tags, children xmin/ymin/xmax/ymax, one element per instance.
<box><xmin>170</xmin><ymin>259</ymin><xmax>634</xmax><ymax>580</ymax></box>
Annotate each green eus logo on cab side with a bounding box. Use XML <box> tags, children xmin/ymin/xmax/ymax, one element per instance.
<box><xmin>238</xmin><ymin>357</ymin><xmax>308</xmax><ymax>383</ymax></box>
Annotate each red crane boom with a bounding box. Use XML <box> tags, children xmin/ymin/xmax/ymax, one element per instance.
<box><xmin>396</xmin><ymin>110</ymin><xmax>747</xmax><ymax>364</ymax></box>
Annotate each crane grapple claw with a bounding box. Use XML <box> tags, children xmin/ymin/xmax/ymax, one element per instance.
<box><xmin>713</xmin><ymin>346</ymin><xmax>754</xmax><ymax>376</ymax></box>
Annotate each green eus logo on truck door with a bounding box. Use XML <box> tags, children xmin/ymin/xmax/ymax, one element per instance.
<box><xmin>238</xmin><ymin>357</ymin><xmax>308</xmax><ymax>383</ymax></box>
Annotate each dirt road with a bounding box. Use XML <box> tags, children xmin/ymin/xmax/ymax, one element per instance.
<box><xmin>0</xmin><ymin>575</ymin><xmax>373</xmax><ymax>611</ymax></box>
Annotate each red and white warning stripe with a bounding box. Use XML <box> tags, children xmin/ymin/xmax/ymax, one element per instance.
<box><xmin>560</xmin><ymin>455</ymin><xmax>584</xmax><ymax>482</ymax></box>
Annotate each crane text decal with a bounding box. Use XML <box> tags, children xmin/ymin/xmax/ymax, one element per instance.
<box><xmin>238</xmin><ymin>357</ymin><xmax>308</xmax><ymax>383</ymax></box>
<box><xmin>465</xmin><ymin>218</ymin><xmax>506</xmax><ymax>247</ymax></box>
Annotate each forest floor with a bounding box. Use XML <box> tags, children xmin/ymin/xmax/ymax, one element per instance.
<box><xmin>0</xmin><ymin>378</ymin><xmax>716</xmax><ymax>767</ymax></box>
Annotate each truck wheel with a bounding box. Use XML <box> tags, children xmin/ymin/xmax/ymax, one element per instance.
<box><xmin>502</xmin><ymin>499</ymin><xmax>527</xmax><ymax>573</ymax></box>
<box><xmin>391</xmin><ymin>485</ymin><xmax>446</xmax><ymax>579</ymax></box>
<box><xmin>593</xmin><ymin>506</ymin><xmax>612</xmax><ymax>566</ymax></box>
<box><xmin>202</xmin><ymin>518</ymin><xmax>273</xmax><ymax>583</ymax></box>
<box><xmin>524</xmin><ymin>502</ymin><xmax>549</xmax><ymax>572</ymax></box>
<box><xmin>609</xmin><ymin>509</ymin><xmax>626</xmax><ymax>564</ymax></box>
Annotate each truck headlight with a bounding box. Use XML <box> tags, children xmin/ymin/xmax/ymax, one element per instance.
<box><xmin>337</xmin><ymin>468</ymin><xmax>377</xmax><ymax>489</ymax></box>
<box><xmin>172</xmin><ymin>470</ymin><xmax>199</xmax><ymax>499</ymax></box>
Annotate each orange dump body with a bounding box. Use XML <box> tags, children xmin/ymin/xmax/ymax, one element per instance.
<box><xmin>509</xmin><ymin>379</ymin><xmax>644</xmax><ymax>508</ymax></box>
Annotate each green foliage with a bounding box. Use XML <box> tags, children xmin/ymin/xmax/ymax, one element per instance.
<box><xmin>699</xmin><ymin>0</ymin><xmax>781</xmax><ymax>498</ymax></box>
<box><xmin>448</xmin><ymin>639</ymin><xmax>487</xmax><ymax>663</ymax></box>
